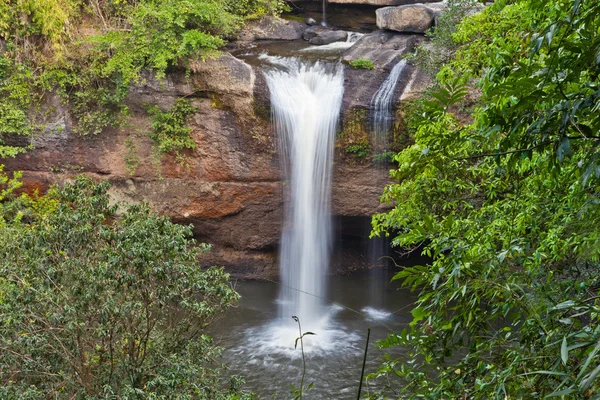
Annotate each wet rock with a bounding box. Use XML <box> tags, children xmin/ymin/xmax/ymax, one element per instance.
<box><xmin>304</xmin><ymin>26</ymin><xmax>348</xmax><ymax>45</ymax></box>
<box><xmin>306</xmin><ymin>17</ymin><xmax>318</xmax><ymax>26</ymax></box>
<box><xmin>400</xmin><ymin>64</ymin><xmax>434</xmax><ymax>101</ymax></box>
<box><xmin>309</xmin><ymin>30</ymin><xmax>348</xmax><ymax>45</ymax></box>
<box><xmin>242</xmin><ymin>16</ymin><xmax>307</xmax><ymax>41</ymax></box>
<box><xmin>376</xmin><ymin>4</ymin><xmax>436</xmax><ymax>33</ymax></box>
<box><xmin>303</xmin><ymin>25</ymin><xmax>327</xmax><ymax>41</ymax></box>
<box><xmin>343</xmin><ymin>30</ymin><xmax>419</xmax><ymax>69</ymax></box>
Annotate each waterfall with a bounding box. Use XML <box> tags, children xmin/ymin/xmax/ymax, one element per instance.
<box><xmin>265</xmin><ymin>59</ymin><xmax>344</xmax><ymax>331</ymax></box>
<box><xmin>321</xmin><ymin>0</ymin><xmax>328</xmax><ymax>27</ymax></box>
<box><xmin>370</xmin><ymin>59</ymin><xmax>407</xmax><ymax>150</ymax></box>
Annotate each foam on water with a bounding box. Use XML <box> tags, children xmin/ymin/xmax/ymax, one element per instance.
<box><xmin>361</xmin><ymin>306</ymin><xmax>393</xmax><ymax>321</ymax></box>
<box><xmin>229</xmin><ymin>305</ymin><xmax>362</xmax><ymax>359</ymax></box>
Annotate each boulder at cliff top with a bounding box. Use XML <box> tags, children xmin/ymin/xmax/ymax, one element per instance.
<box><xmin>303</xmin><ymin>26</ymin><xmax>327</xmax><ymax>40</ymax></box>
<box><xmin>304</xmin><ymin>26</ymin><xmax>348</xmax><ymax>45</ymax></box>
<box><xmin>310</xmin><ymin>30</ymin><xmax>348</xmax><ymax>45</ymax></box>
<box><xmin>376</xmin><ymin>4</ymin><xmax>436</xmax><ymax>33</ymax></box>
<box><xmin>241</xmin><ymin>16</ymin><xmax>307</xmax><ymax>41</ymax></box>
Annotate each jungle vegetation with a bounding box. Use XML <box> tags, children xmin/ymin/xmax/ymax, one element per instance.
<box><xmin>370</xmin><ymin>0</ymin><xmax>600</xmax><ymax>398</ymax></box>
<box><xmin>0</xmin><ymin>0</ymin><xmax>288</xmax><ymax>158</ymax></box>
<box><xmin>0</xmin><ymin>174</ymin><xmax>252</xmax><ymax>398</ymax></box>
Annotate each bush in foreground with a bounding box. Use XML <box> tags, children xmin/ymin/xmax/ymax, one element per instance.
<box><xmin>0</xmin><ymin>175</ymin><xmax>245</xmax><ymax>399</ymax></box>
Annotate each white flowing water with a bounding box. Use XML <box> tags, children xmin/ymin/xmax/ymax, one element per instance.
<box><xmin>300</xmin><ymin>31</ymin><xmax>364</xmax><ymax>53</ymax></box>
<box><xmin>321</xmin><ymin>0</ymin><xmax>328</xmax><ymax>26</ymax></box>
<box><xmin>265</xmin><ymin>59</ymin><xmax>344</xmax><ymax>335</ymax></box>
<box><xmin>370</xmin><ymin>59</ymin><xmax>407</xmax><ymax>150</ymax></box>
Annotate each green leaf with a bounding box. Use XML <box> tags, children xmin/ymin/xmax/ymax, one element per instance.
<box><xmin>521</xmin><ymin>371</ymin><xmax>569</xmax><ymax>377</ymax></box>
<box><xmin>553</xmin><ymin>300</ymin><xmax>575</xmax><ymax>310</ymax></box>
<box><xmin>580</xmin><ymin>364</ymin><xmax>600</xmax><ymax>390</ymax></box>
<box><xmin>410</xmin><ymin>307</ymin><xmax>430</xmax><ymax>327</ymax></box>
<box><xmin>557</xmin><ymin>137</ymin><xmax>571</xmax><ymax>163</ymax></box>
<box><xmin>561</xmin><ymin>337</ymin><xmax>568</xmax><ymax>365</ymax></box>
<box><xmin>545</xmin><ymin>388</ymin><xmax>576</xmax><ymax>398</ymax></box>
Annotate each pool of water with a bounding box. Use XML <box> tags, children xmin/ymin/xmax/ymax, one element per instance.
<box><xmin>210</xmin><ymin>270</ymin><xmax>417</xmax><ymax>399</ymax></box>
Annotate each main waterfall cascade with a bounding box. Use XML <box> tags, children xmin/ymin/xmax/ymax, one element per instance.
<box><xmin>265</xmin><ymin>59</ymin><xmax>344</xmax><ymax>332</ymax></box>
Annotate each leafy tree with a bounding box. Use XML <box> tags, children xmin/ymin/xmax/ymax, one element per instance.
<box><xmin>0</xmin><ymin>175</ymin><xmax>246</xmax><ymax>398</ymax></box>
<box><xmin>369</xmin><ymin>0</ymin><xmax>600</xmax><ymax>397</ymax></box>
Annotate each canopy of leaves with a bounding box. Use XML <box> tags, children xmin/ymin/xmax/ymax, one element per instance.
<box><xmin>0</xmin><ymin>174</ymin><xmax>246</xmax><ymax>398</ymax></box>
<box><xmin>370</xmin><ymin>0</ymin><xmax>600</xmax><ymax>397</ymax></box>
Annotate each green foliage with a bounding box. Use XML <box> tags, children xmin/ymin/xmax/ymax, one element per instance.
<box><xmin>423</xmin><ymin>75</ymin><xmax>468</xmax><ymax>113</ymax></box>
<box><xmin>406</xmin><ymin>0</ymin><xmax>483</xmax><ymax>74</ymax></box>
<box><xmin>0</xmin><ymin>0</ymin><xmax>283</xmax><ymax>155</ymax></box>
<box><xmin>0</xmin><ymin>175</ymin><xmax>244</xmax><ymax>398</ymax></box>
<box><xmin>339</xmin><ymin>108</ymin><xmax>374</xmax><ymax>159</ymax></box>
<box><xmin>91</xmin><ymin>0</ymin><xmax>237</xmax><ymax>83</ymax></box>
<box><xmin>372</xmin><ymin>151</ymin><xmax>396</xmax><ymax>164</ymax></box>
<box><xmin>0</xmin><ymin>54</ymin><xmax>33</xmax><ymax>157</ymax></box>
<box><xmin>349</xmin><ymin>58</ymin><xmax>375</xmax><ymax>70</ymax></box>
<box><xmin>223</xmin><ymin>0</ymin><xmax>290</xmax><ymax>20</ymax></box>
<box><xmin>148</xmin><ymin>98</ymin><xmax>197</xmax><ymax>155</ymax></box>
<box><xmin>0</xmin><ymin>165</ymin><xmax>23</xmax><ymax>226</ymax></box>
<box><xmin>345</xmin><ymin>143</ymin><xmax>371</xmax><ymax>158</ymax></box>
<box><xmin>370</xmin><ymin>0</ymin><xmax>600</xmax><ymax>397</ymax></box>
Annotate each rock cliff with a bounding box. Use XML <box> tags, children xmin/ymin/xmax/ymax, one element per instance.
<box><xmin>3</xmin><ymin>20</ymin><xmax>432</xmax><ymax>278</ymax></box>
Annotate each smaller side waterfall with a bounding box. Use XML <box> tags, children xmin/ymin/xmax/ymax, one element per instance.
<box><xmin>370</xmin><ymin>59</ymin><xmax>407</xmax><ymax>151</ymax></box>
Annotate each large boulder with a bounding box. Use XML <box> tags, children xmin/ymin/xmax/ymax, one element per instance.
<box><xmin>307</xmin><ymin>29</ymin><xmax>348</xmax><ymax>45</ymax></box>
<box><xmin>376</xmin><ymin>4</ymin><xmax>436</xmax><ymax>33</ymax></box>
<box><xmin>303</xmin><ymin>25</ymin><xmax>327</xmax><ymax>41</ymax></box>
<box><xmin>241</xmin><ymin>16</ymin><xmax>307</xmax><ymax>41</ymax></box>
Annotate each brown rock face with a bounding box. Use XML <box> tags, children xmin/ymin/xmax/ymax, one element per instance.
<box><xmin>341</xmin><ymin>32</ymin><xmax>425</xmax><ymax>116</ymax></box>
<box><xmin>3</xmin><ymin>52</ymin><xmax>408</xmax><ymax>279</ymax></box>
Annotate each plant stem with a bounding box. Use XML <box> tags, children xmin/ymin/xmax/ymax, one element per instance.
<box><xmin>357</xmin><ymin>327</ymin><xmax>371</xmax><ymax>400</ymax></box>
<box><xmin>297</xmin><ymin>318</ymin><xmax>306</xmax><ymax>398</ymax></box>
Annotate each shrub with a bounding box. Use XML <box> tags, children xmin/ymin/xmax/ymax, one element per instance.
<box><xmin>148</xmin><ymin>98</ymin><xmax>198</xmax><ymax>155</ymax></box>
<box><xmin>348</xmin><ymin>58</ymin><xmax>375</xmax><ymax>70</ymax></box>
<box><xmin>345</xmin><ymin>143</ymin><xmax>371</xmax><ymax>158</ymax></box>
<box><xmin>0</xmin><ymin>176</ymin><xmax>242</xmax><ymax>398</ymax></box>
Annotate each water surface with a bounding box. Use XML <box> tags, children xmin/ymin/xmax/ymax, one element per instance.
<box><xmin>211</xmin><ymin>271</ymin><xmax>417</xmax><ymax>399</ymax></box>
